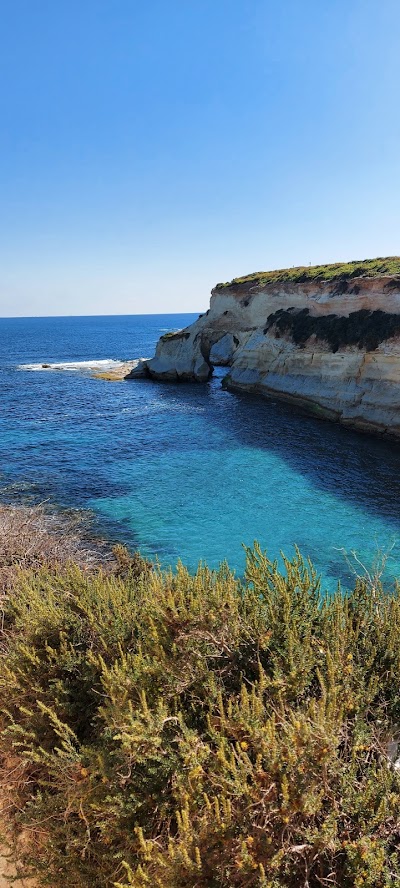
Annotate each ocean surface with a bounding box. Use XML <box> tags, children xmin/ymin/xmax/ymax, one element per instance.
<box><xmin>1</xmin><ymin>313</ymin><xmax>400</xmax><ymax>590</ymax></box>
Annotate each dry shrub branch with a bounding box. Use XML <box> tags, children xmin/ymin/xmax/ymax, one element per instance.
<box><xmin>0</xmin><ymin>504</ymin><xmax>107</xmax><ymax>595</ymax></box>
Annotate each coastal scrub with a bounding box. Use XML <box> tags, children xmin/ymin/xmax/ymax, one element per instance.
<box><xmin>0</xmin><ymin>536</ymin><xmax>399</xmax><ymax>887</ymax></box>
<box><xmin>215</xmin><ymin>256</ymin><xmax>400</xmax><ymax>289</ymax></box>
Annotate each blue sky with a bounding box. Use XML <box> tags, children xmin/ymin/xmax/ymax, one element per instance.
<box><xmin>1</xmin><ymin>0</ymin><xmax>399</xmax><ymax>316</ymax></box>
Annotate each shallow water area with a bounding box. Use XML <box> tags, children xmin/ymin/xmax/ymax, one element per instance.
<box><xmin>1</xmin><ymin>313</ymin><xmax>400</xmax><ymax>590</ymax></box>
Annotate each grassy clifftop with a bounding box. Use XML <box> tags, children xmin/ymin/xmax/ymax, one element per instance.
<box><xmin>215</xmin><ymin>256</ymin><xmax>400</xmax><ymax>289</ymax></box>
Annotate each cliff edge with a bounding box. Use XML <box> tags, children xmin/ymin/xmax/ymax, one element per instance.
<box><xmin>139</xmin><ymin>258</ymin><xmax>400</xmax><ymax>439</ymax></box>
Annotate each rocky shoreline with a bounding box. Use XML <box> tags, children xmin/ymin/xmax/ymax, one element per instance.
<box><xmin>126</xmin><ymin>259</ymin><xmax>400</xmax><ymax>440</ymax></box>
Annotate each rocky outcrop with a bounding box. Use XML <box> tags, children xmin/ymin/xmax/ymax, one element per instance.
<box><xmin>145</xmin><ymin>328</ymin><xmax>211</xmax><ymax>382</ymax></box>
<box><xmin>93</xmin><ymin>359</ymin><xmax>149</xmax><ymax>381</ymax></box>
<box><xmin>140</xmin><ymin>259</ymin><xmax>400</xmax><ymax>439</ymax></box>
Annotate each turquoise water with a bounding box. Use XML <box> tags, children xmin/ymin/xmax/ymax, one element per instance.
<box><xmin>1</xmin><ymin>314</ymin><xmax>400</xmax><ymax>589</ymax></box>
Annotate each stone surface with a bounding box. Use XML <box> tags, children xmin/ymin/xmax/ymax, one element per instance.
<box><xmin>92</xmin><ymin>359</ymin><xmax>149</xmax><ymax>381</ymax></box>
<box><xmin>0</xmin><ymin>851</ymin><xmax>34</xmax><ymax>887</ymax></box>
<box><xmin>209</xmin><ymin>332</ymin><xmax>239</xmax><ymax>366</ymax></box>
<box><xmin>146</xmin><ymin>329</ymin><xmax>212</xmax><ymax>381</ymax></box>
<box><xmin>124</xmin><ymin>358</ymin><xmax>149</xmax><ymax>379</ymax></box>
<box><xmin>145</xmin><ymin>273</ymin><xmax>400</xmax><ymax>439</ymax></box>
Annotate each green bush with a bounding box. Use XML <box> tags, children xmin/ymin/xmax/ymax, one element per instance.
<box><xmin>1</xmin><ymin>545</ymin><xmax>400</xmax><ymax>887</ymax></box>
<box><xmin>214</xmin><ymin>256</ymin><xmax>400</xmax><ymax>289</ymax></box>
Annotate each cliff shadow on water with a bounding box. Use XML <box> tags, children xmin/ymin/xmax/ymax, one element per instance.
<box><xmin>147</xmin><ymin>369</ymin><xmax>400</xmax><ymax>581</ymax></box>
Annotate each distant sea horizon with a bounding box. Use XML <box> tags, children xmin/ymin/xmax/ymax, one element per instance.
<box><xmin>1</xmin><ymin>312</ymin><xmax>400</xmax><ymax>590</ymax></box>
<box><xmin>0</xmin><ymin>311</ymin><xmax>201</xmax><ymax>320</ymax></box>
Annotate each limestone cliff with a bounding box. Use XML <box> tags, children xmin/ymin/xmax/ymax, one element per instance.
<box><xmin>140</xmin><ymin>258</ymin><xmax>400</xmax><ymax>439</ymax></box>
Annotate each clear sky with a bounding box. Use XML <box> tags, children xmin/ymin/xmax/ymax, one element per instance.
<box><xmin>1</xmin><ymin>0</ymin><xmax>400</xmax><ymax>316</ymax></box>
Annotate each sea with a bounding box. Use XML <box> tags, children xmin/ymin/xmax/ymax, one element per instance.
<box><xmin>1</xmin><ymin>313</ymin><xmax>400</xmax><ymax>591</ymax></box>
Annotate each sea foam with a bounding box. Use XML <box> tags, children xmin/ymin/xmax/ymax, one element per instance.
<box><xmin>17</xmin><ymin>359</ymin><xmax>122</xmax><ymax>372</ymax></box>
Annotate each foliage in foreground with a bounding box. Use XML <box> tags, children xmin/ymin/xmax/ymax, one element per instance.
<box><xmin>0</xmin><ymin>543</ymin><xmax>400</xmax><ymax>888</ymax></box>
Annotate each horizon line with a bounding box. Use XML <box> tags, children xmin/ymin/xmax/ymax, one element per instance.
<box><xmin>0</xmin><ymin>310</ymin><xmax>200</xmax><ymax>320</ymax></box>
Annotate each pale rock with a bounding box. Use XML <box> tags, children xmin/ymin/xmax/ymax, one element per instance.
<box><xmin>209</xmin><ymin>332</ymin><xmax>240</xmax><ymax>366</ymax></box>
<box><xmin>145</xmin><ymin>274</ymin><xmax>400</xmax><ymax>439</ymax></box>
<box><xmin>146</xmin><ymin>326</ymin><xmax>212</xmax><ymax>381</ymax></box>
<box><xmin>124</xmin><ymin>359</ymin><xmax>149</xmax><ymax>379</ymax></box>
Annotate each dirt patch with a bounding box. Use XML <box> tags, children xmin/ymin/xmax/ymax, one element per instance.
<box><xmin>0</xmin><ymin>827</ymin><xmax>37</xmax><ymax>888</ymax></box>
<box><xmin>0</xmin><ymin>850</ymin><xmax>35</xmax><ymax>887</ymax></box>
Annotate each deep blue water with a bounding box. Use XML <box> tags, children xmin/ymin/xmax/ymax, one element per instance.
<box><xmin>1</xmin><ymin>313</ymin><xmax>400</xmax><ymax>590</ymax></box>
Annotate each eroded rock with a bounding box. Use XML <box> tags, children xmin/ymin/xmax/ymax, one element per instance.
<box><xmin>145</xmin><ymin>261</ymin><xmax>400</xmax><ymax>439</ymax></box>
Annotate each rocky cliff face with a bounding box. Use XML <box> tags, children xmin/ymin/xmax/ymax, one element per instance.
<box><xmin>141</xmin><ymin>260</ymin><xmax>400</xmax><ymax>439</ymax></box>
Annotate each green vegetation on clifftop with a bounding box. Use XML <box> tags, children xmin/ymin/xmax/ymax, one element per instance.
<box><xmin>215</xmin><ymin>256</ymin><xmax>400</xmax><ymax>289</ymax></box>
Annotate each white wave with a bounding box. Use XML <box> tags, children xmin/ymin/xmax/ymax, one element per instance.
<box><xmin>17</xmin><ymin>359</ymin><xmax>123</xmax><ymax>372</ymax></box>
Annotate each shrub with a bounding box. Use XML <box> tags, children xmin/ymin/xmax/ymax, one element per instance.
<box><xmin>0</xmin><ymin>544</ymin><xmax>400</xmax><ymax>887</ymax></box>
<box><xmin>160</xmin><ymin>330</ymin><xmax>191</xmax><ymax>342</ymax></box>
<box><xmin>0</xmin><ymin>504</ymin><xmax>105</xmax><ymax>595</ymax></box>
